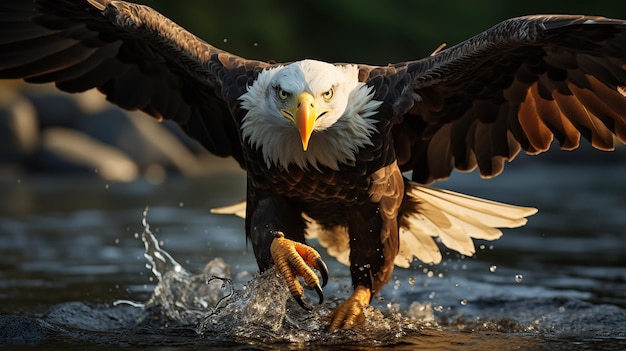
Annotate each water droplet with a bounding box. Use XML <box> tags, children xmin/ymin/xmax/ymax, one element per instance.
<box><xmin>223</xmin><ymin>38</ymin><xmax>228</xmax><ymax>43</ymax></box>
<box><xmin>558</xmin><ymin>306</ymin><xmax>566</xmax><ymax>313</ymax></box>
<box><xmin>460</xmin><ymin>299</ymin><xmax>468</xmax><ymax>305</ymax></box>
<box><xmin>253</xmin><ymin>42</ymin><xmax>258</xmax><ymax>47</ymax></box>
<box><xmin>134</xmin><ymin>233</ymin><xmax>139</xmax><ymax>239</ymax></box>
<box><xmin>515</xmin><ymin>274</ymin><xmax>523</xmax><ymax>283</ymax></box>
<box><xmin>479</xmin><ymin>244</ymin><xmax>486</xmax><ymax>250</ymax></box>
<box><xmin>489</xmin><ymin>265</ymin><xmax>497</xmax><ymax>273</ymax></box>
<box><xmin>434</xmin><ymin>305</ymin><xmax>444</xmax><ymax>312</ymax></box>
<box><xmin>104</xmin><ymin>184</ymin><xmax>110</xmax><ymax>189</ymax></box>
<box><xmin>437</xmin><ymin>272</ymin><xmax>444</xmax><ymax>278</ymax></box>
<box><xmin>408</xmin><ymin>276</ymin><xmax>416</xmax><ymax>285</ymax></box>
<box><xmin>114</xmin><ymin>238</ymin><xmax>119</xmax><ymax>244</ymax></box>
<box><xmin>178</xmin><ymin>202</ymin><xmax>184</xmax><ymax>207</ymax></box>
<box><xmin>427</xmin><ymin>271</ymin><xmax>434</xmax><ymax>278</ymax></box>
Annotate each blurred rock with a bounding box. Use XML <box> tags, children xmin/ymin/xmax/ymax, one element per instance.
<box><xmin>38</xmin><ymin>127</ymin><xmax>139</xmax><ymax>182</ymax></box>
<box><xmin>0</xmin><ymin>95</ymin><xmax>39</xmax><ymax>162</ymax></box>
<box><xmin>0</xmin><ymin>82</ymin><xmax>238</xmax><ymax>182</ymax></box>
<box><xmin>24</xmin><ymin>91</ymin><xmax>85</xmax><ymax>128</ymax></box>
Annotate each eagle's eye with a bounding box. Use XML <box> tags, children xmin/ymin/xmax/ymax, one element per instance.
<box><xmin>322</xmin><ymin>87</ymin><xmax>334</xmax><ymax>102</ymax></box>
<box><xmin>276</xmin><ymin>87</ymin><xmax>290</xmax><ymax>102</ymax></box>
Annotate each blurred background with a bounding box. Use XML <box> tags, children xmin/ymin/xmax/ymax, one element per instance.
<box><xmin>140</xmin><ymin>0</ymin><xmax>626</xmax><ymax>64</ymax></box>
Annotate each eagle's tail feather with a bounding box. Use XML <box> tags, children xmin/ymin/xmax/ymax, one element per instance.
<box><xmin>395</xmin><ymin>182</ymin><xmax>537</xmax><ymax>268</ymax></box>
<box><xmin>211</xmin><ymin>200</ymin><xmax>246</xmax><ymax>218</ymax></box>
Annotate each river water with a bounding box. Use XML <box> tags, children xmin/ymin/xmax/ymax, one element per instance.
<box><xmin>0</xmin><ymin>159</ymin><xmax>625</xmax><ymax>350</ymax></box>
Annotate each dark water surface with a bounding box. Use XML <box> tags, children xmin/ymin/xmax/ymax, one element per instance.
<box><xmin>1</xmin><ymin>161</ymin><xmax>625</xmax><ymax>350</ymax></box>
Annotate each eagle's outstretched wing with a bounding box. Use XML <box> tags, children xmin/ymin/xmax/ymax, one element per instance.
<box><xmin>4</xmin><ymin>6</ymin><xmax>626</xmax><ymax>183</ymax></box>
<box><xmin>366</xmin><ymin>15</ymin><xmax>626</xmax><ymax>184</ymax></box>
<box><xmin>0</xmin><ymin>0</ymin><xmax>270</xmax><ymax>166</ymax></box>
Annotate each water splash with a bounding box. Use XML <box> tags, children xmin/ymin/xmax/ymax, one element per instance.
<box><xmin>114</xmin><ymin>207</ymin><xmax>233</xmax><ymax>326</ymax></box>
<box><xmin>130</xmin><ymin>207</ymin><xmax>431</xmax><ymax>345</ymax></box>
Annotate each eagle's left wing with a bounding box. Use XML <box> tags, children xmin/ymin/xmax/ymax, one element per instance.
<box><xmin>368</xmin><ymin>15</ymin><xmax>626</xmax><ymax>184</ymax></box>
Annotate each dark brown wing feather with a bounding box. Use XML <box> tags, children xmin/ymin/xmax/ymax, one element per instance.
<box><xmin>364</xmin><ymin>15</ymin><xmax>626</xmax><ymax>184</ymax></box>
<box><xmin>0</xmin><ymin>0</ymin><xmax>270</xmax><ymax>167</ymax></box>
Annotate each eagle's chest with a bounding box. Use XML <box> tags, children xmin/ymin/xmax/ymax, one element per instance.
<box><xmin>247</xmin><ymin>160</ymin><xmax>371</xmax><ymax>205</ymax></box>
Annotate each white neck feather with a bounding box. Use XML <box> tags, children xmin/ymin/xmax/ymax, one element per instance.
<box><xmin>239</xmin><ymin>65</ymin><xmax>382</xmax><ymax>171</ymax></box>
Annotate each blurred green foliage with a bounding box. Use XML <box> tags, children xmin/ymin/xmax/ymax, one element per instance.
<box><xmin>140</xmin><ymin>1</ymin><xmax>625</xmax><ymax>64</ymax></box>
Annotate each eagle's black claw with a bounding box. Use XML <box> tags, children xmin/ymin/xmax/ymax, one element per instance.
<box><xmin>314</xmin><ymin>284</ymin><xmax>324</xmax><ymax>304</ymax></box>
<box><xmin>295</xmin><ymin>295</ymin><xmax>313</xmax><ymax>312</ymax></box>
<box><xmin>316</xmin><ymin>257</ymin><xmax>329</xmax><ymax>288</ymax></box>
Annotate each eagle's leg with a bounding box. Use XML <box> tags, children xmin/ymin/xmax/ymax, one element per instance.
<box><xmin>326</xmin><ymin>203</ymin><xmax>397</xmax><ymax>331</ymax></box>
<box><xmin>326</xmin><ymin>164</ymin><xmax>403</xmax><ymax>331</ymax></box>
<box><xmin>246</xmin><ymin>189</ymin><xmax>328</xmax><ymax>310</ymax></box>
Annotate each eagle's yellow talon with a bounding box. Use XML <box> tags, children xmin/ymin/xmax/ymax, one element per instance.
<box><xmin>269</xmin><ymin>231</ymin><xmax>328</xmax><ymax>310</ymax></box>
<box><xmin>326</xmin><ymin>285</ymin><xmax>371</xmax><ymax>331</ymax></box>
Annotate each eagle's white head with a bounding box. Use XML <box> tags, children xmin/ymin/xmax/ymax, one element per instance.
<box><xmin>240</xmin><ymin>59</ymin><xmax>382</xmax><ymax>171</ymax></box>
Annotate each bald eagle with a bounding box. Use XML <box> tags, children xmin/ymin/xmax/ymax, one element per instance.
<box><xmin>2</xmin><ymin>0</ymin><xmax>626</xmax><ymax>331</ymax></box>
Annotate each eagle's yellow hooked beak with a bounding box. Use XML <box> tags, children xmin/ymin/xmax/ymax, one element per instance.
<box><xmin>281</xmin><ymin>92</ymin><xmax>321</xmax><ymax>151</ymax></box>
<box><xmin>295</xmin><ymin>93</ymin><xmax>316</xmax><ymax>151</ymax></box>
